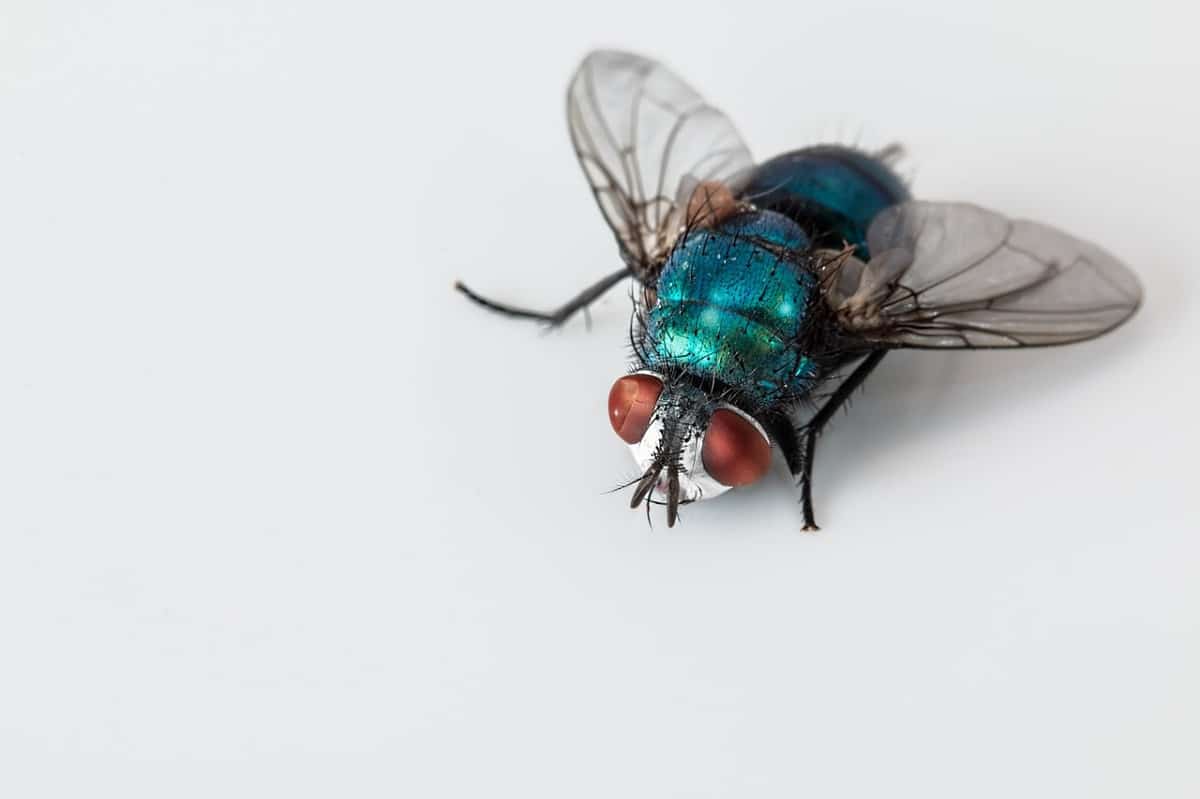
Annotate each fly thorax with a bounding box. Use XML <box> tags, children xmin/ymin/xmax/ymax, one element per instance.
<box><xmin>644</xmin><ymin>210</ymin><xmax>820</xmax><ymax>407</ymax></box>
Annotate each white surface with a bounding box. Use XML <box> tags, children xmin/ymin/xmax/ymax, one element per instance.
<box><xmin>1</xmin><ymin>1</ymin><xmax>1197</xmax><ymax>796</ymax></box>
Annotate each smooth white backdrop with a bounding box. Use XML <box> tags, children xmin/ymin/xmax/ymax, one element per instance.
<box><xmin>2</xmin><ymin>1</ymin><xmax>1197</xmax><ymax>796</ymax></box>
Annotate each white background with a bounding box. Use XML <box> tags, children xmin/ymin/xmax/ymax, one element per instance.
<box><xmin>2</xmin><ymin>1</ymin><xmax>1197</xmax><ymax>796</ymax></box>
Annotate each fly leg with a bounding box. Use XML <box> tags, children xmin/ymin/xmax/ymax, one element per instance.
<box><xmin>793</xmin><ymin>350</ymin><xmax>887</xmax><ymax>531</ymax></box>
<box><xmin>455</xmin><ymin>267</ymin><xmax>632</xmax><ymax>328</ymax></box>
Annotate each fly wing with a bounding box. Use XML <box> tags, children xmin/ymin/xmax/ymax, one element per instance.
<box><xmin>825</xmin><ymin>201</ymin><xmax>1143</xmax><ymax>348</ymax></box>
<box><xmin>567</xmin><ymin>50</ymin><xmax>753</xmax><ymax>282</ymax></box>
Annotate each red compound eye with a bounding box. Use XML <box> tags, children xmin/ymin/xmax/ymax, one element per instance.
<box><xmin>607</xmin><ymin>374</ymin><xmax>663</xmax><ymax>444</ymax></box>
<box><xmin>702</xmin><ymin>408</ymin><xmax>772</xmax><ymax>487</ymax></box>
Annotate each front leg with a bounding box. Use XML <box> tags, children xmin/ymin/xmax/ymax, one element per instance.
<box><xmin>760</xmin><ymin>414</ymin><xmax>818</xmax><ymax>529</ymax></box>
<box><xmin>771</xmin><ymin>351</ymin><xmax>888</xmax><ymax>531</ymax></box>
<box><xmin>455</xmin><ymin>267</ymin><xmax>632</xmax><ymax>328</ymax></box>
<box><xmin>765</xmin><ymin>420</ymin><xmax>820</xmax><ymax>531</ymax></box>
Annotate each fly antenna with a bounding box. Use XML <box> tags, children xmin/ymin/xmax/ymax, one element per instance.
<box><xmin>630</xmin><ymin>457</ymin><xmax>664</xmax><ymax>510</ymax></box>
<box><xmin>666</xmin><ymin>463</ymin><xmax>681</xmax><ymax>528</ymax></box>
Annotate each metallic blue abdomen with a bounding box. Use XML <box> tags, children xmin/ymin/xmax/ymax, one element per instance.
<box><xmin>646</xmin><ymin>211</ymin><xmax>817</xmax><ymax>406</ymax></box>
<box><xmin>740</xmin><ymin>145</ymin><xmax>910</xmax><ymax>257</ymax></box>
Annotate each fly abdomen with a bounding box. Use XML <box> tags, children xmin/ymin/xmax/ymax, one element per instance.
<box><xmin>740</xmin><ymin>144</ymin><xmax>911</xmax><ymax>257</ymax></box>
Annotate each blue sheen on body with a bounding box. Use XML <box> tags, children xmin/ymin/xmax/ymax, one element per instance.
<box><xmin>740</xmin><ymin>145</ymin><xmax>910</xmax><ymax>258</ymax></box>
<box><xmin>646</xmin><ymin>210</ymin><xmax>818</xmax><ymax>406</ymax></box>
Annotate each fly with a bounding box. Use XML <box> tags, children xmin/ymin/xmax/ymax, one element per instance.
<box><xmin>455</xmin><ymin>50</ymin><xmax>1143</xmax><ymax>530</ymax></box>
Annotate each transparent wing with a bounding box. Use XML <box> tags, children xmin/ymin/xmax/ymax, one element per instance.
<box><xmin>827</xmin><ymin>201</ymin><xmax>1143</xmax><ymax>348</ymax></box>
<box><xmin>566</xmin><ymin>50</ymin><xmax>753</xmax><ymax>280</ymax></box>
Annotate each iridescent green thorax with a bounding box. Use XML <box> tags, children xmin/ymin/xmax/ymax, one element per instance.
<box><xmin>645</xmin><ymin>211</ymin><xmax>818</xmax><ymax>407</ymax></box>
